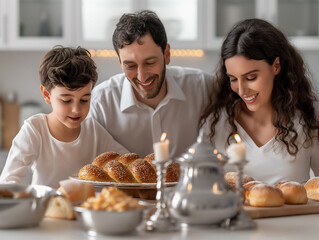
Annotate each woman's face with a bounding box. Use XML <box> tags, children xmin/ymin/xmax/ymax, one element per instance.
<box><xmin>225</xmin><ymin>55</ymin><xmax>280</xmax><ymax>113</ymax></box>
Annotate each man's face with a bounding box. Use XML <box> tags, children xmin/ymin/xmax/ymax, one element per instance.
<box><xmin>118</xmin><ymin>34</ymin><xmax>170</xmax><ymax>104</ymax></box>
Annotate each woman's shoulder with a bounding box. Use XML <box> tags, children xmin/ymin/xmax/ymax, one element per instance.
<box><xmin>201</xmin><ymin>108</ymin><xmax>230</xmax><ymax>136</ymax></box>
<box><xmin>205</xmin><ymin>108</ymin><xmax>228</xmax><ymax>123</ymax></box>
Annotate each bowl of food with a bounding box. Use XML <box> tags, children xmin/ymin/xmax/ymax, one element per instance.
<box><xmin>73</xmin><ymin>187</ymin><xmax>146</xmax><ymax>236</ymax></box>
<box><xmin>0</xmin><ymin>183</ymin><xmax>59</xmax><ymax>228</ymax></box>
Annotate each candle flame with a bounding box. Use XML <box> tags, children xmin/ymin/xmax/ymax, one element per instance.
<box><xmin>160</xmin><ymin>132</ymin><xmax>167</xmax><ymax>142</ymax></box>
<box><xmin>189</xmin><ymin>148</ymin><xmax>195</xmax><ymax>154</ymax></box>
<box><xmin>234</xmin><ymin>134</ymin><xmax>241</xmax><ymax>143</ymax></box>
<box><xmin>217</xmin><ymin>153</ymin><xmax>222</xmax><ymax>159</ymax></box>
<box><xmin>213</xmin><ymin>148</ymin><xmax>218</xmax><ymax>154</ymax></box>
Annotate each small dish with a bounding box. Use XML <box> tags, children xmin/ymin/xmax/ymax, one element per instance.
<box><xmin>0</xmin><ymin>183</ymin><xmax>59</xmax><ymax>228</ymax></box>
<box><xmin>73</xmin><ymin>205</ymin><xmax>145</xmax><ymax>236</ymax></box>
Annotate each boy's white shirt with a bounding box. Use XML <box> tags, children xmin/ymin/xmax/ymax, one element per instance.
<box><xmin>0</xmin><ymin>113</ymin><xmax>128</xmax><ymax>188</ymax></box>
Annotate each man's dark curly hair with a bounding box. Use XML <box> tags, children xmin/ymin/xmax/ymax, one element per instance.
<box><xmin>112</xmin><ymin>10</ymin><xmax>167</xmax><ymax>56</ymax></box>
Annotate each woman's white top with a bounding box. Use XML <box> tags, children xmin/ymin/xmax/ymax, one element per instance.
<box><xmin>0</xmin><ymin>114</ymin><xmax>128</xmax><ymax>188</ymax></box>
<box><xmin>202</xmin><ymin>110</ymin><xmax>319</xmax><ymax>185</ymax></box>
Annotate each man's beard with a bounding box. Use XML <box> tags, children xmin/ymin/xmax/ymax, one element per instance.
<box><xmin>129</xmin><ymin>63</ymin><xmax>166</xmax><ymax>100</ymax></box>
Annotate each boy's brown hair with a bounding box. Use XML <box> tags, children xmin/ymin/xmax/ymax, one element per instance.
<box><xmin>39</xmin><ymin>46</ymin><xmax>98</xmax><ymax>92</ymax></box>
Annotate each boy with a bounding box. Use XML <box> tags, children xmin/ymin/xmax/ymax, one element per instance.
<box><xmin>0</xmin><ymin>46</ymin><xmax>127</xmax><ymax>188</ymax></box>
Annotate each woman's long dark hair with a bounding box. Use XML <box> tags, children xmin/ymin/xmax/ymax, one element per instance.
<box><xmin>200</xmin><ymin>18</ymin><xmax>319</xmax><ymax>155</ymax></box>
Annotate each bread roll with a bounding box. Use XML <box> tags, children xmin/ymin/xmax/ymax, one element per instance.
<box><xmin>243</xmin><ymin>180</ymin><xmax>263</xmax><ymax>204</ymax></box>
<box><xmin>247</xmin><ymin>184</ymin><xmax>284</xmax><ymax>207</ymax></box>
<box><xmin>45</xmin><ymin>180</ymin><xmax>95</xmax><ymax>220</ymax></box>
<box><xmin>276</xmin><ymin>181</ymin><xmax>308</xmax><ymax>204</ymax></box>
<box><xmin>304</xmin><ymin>177</ymin><xmax>319</xmax><ymax>201</ymax></box>
<box><xmin>78</xmin><ymin>164</ymin><xmax>114</xmax><ymax>182</ymax></box>
<box><xmin>92</xmin><ymin>151</ymin><xmax>120</xmax><ymax>168</ymax></box>
<box><xmin>58</xmin><ymin>179</ymin><xmax>95</xmax><ymax>203</ymax></box>
<box><xmin>45</xmin><ymin>196</ymin><xmax>75</xmax><ymax>220</ymax></box>
<box><xmin>224</xmin><ymin>172</ymin><xmax>255</xmax><ymax>190</ymax></box>
<box><xmin>243</xmin><ymin>180</ymin><xmax>263</xmax><ymax>191</ymax></box>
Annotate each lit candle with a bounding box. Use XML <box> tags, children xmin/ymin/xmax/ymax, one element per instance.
<box><xmin>153</xmin><ymin>132</ymin><xmax>170</xmax><ymax>162</ymax></box>
<box><xmin>226</xmin><ymin>134</ymin><xmax>246</xmax><ymax>164</ymax></box>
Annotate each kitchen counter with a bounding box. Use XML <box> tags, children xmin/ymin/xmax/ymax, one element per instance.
<box><xmin>1</xmin><ymin>214</ymin><xmax>318</xmax><ymax>240</ymax></box>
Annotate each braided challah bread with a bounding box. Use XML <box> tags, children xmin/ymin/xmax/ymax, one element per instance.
<box><xmin>78</xmin><ymin>152</ymin><xmax>180</xmax><ymax>183</ymax></box>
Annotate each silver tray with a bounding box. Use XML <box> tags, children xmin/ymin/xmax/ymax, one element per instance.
<box><xmin>69</xmin><ymin>176</ymin><xmax>178</xmax><ymax>189</ymax></box>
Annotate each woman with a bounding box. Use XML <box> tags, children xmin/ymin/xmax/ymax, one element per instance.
<box><xmin>200</xmin><ymin>18</ymin><xmax>319</xmax><ymax>184</ymax></box>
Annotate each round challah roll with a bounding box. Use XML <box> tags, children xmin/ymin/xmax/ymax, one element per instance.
<box><xmin>243</xmin><ymin>180</ymin><xmax>263</xmax><ymax>204</ymax></box>
<box><xmin>243</xmin><ymin>180</ymin><xmax>263</xmax><ymax>191</ymax></box>
<box><xmin>247</xmin><ymin>184</ymin><xmax>284</xmax><ymax>207</ymax></box>
<box><xmin>276</xmin><ymin>181</ymin><xmax>308</xmax><ymax>204</ymax></box>
<box><xmin>304</xmin><ymin>177</ymin><xmax>319</xmax><ymax>201</ymax></box>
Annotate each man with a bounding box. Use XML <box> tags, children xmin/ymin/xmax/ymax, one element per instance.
<box><xmin>89</xmin><ymin>10</ymin><xmax>213</xmax><ymax>159</ymax></box>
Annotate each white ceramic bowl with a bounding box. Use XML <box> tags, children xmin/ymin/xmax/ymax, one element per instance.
<box><xmin>73</xmin><ymin>205</ymin><xmax>145</xmax><ymax>236</ymax></box>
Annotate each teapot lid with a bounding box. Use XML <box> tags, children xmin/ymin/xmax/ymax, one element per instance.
<box><xmin>177</xmin><ymin>130</ymin><xmax>226</xmax><ymax>164</ymax></box>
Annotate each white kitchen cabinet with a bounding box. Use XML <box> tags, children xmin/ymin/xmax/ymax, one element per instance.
<box><xmin>275</xmin><ymin>0</ymin><xmax>319</xmax><ymax>50</ymax></box>
<box><xmin>76</xmin><ymin>0</ymin><xmax>133</xmax><ymax>49</ymax></box>
<box><xmin>0</xmin><ymin>0</ymin><xmax>7</xmax><ymax>49</ymax></box>
<box><xmin>6</xmin><ymin>0</ymin><xmax>75</xmax><ymax>50</ymax></box>
<box><xmin>146</xmin><ymin>0</ymin><xmax>204</xmax><ymax>49</ymax></box>
<box><xmin>0</xmin><ymin>0</ymin><xmax>318</xmax><ymax>51</ymax></box>
<box><xmin>77</xmin><ymin>0</ymin><xmax>203</xmax><ymax>49</ymax></box>
<box><xmin>206</xmin><ymin>0</ymin><xmax>319</xmax><ymax>50</ymax></box>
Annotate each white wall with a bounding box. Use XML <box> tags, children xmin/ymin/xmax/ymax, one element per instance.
<box><xmin>0</xmin><ymin>49</ymin><xmax>318</xmax><ymax>115</ymax></box>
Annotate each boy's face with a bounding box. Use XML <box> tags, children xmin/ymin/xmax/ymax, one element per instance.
<box><xmin>41</xmin><ymin>83</ymin><xmax>92</xmax><ymax>130</ymax></box>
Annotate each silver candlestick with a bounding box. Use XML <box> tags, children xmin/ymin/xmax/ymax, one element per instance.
<box><xmin>144</xmin><ymin>160</ymin><xmax>178</xmax><ymax>232</ymax></box>
<box><xmin>227</xmin><ymin>160</ymin><xmax>257</xmax><ymax>230</ymax></box>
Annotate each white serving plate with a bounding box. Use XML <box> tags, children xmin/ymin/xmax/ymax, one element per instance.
<box><xmin>69</xmin><ymin>176</ymin><xmax>177</xmax><ymax>189</ymax></box>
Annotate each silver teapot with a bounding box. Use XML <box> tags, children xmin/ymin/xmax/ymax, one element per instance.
<box><xmin>169</xmin><ymin>131</ymin><xmax>238</xmax><ymax>225</ymax></box>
